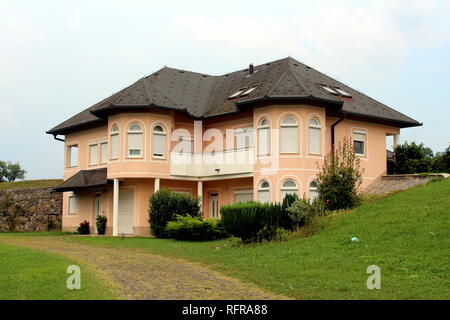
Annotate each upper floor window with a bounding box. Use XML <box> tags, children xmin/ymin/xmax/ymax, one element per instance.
<box><xmin>110</xmin><ymin>125</ymin><xmax>119</xmax><ymax>160</ymax></box>
<box><xmin>258</xmin><ymin>118</ymin><xmax>270</xmax><ymax>156</ymax></box>
<box><xmin>127</xmin><ymin>123</ymin><xmax>143</xmax><ymax>158</ymax></box>
<box><xmin>89</xmin><ymin>143</ymin><xmax>98</xmax><ymax>166</ymax></box>
<box><xmin>100</xmin><ymin>141</ymin><xmax>108</xmax><ymax>164</ymax></box>
<box><xmin>309</xmin><ymin>118</ymin><xmax>322</xmax><ymax>155</ymax></box>
<box><xmin>281</xmin><ymin>179</ymin><xmax>298</xmax><ymax>200</ymax></box>
<box><xmin>66</xmin><ymin>144</ymin><xmax>78</xmax><ymax>168</ymax></box>
<box><xmin>258</xmin><ymin>180</ymin><xmax>270</xmax><ymax>203</ymax></box>
<box><xmin>235</xmin><ymin>128</ymin><xmax>253</xmax><ymax>149</ymax></box>
<box><xmin>309</xmin><ymin>181</ymin><xmax>319</xmax><ymax>202</ymax></box>
<box><xmin>152</xmin><ymin>125</ymin><xmax>166</xmax><ymax>158</ymax></box>
<box><xmin>353</xmin><ymin>131</ymin><xmax>367</xmax><ymax>156</ymax></box>
<box><xmin>280</xmin><ymin>116</ymin><xmax>298</xmax><ymax>153</ymax></box>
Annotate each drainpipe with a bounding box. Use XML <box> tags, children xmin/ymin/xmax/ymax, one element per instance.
<box><xmin>331</xmin><ymin>114</ymin><xmax>345</xmax><ymax>151</ymax></box>
<box><xmin>52</xmin><ymin>134</ymin><xmax>65</xmax><ymax>142</ymax></box>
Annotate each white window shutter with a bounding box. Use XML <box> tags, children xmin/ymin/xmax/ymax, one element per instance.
<box><xmin>258</xmin><ymin>190</ymin><xmax>270</xmax><ymax>203</ymax></box>
<box><xmin>69</xmin><ymin>196</ymin><xmax>77</xmax><ymax>215</ymax></box>
<box><xmin>111</xmin><ymin>135</ymin><xmax>119</xmax><ymax>159</ymax></box>
<box><xmin>309</xmin><ymin>127</ymin><xmax>321</xmax><ymax>154</ymax></box>
<box><xmin>100</xmin><ymin>143</ymin><xmax>108</xmax><ymax>164</ymax></box>
<box><xmin>89</xmin><ymin>144</ymin><xmax>98</xmax><ymax>165</ymax></box>
<box><xmin>128</xmin><ymin>133</ymin><xmax>142</xmax><ymax>150</ymax></box>
<box><xmin>153</xmin><ymin>133</ymin><xmax>166</xmax><ymax>157</ymax></box>
<box><xmin>258</xmin><ymin>128</ymin><xmax>269</xmax><ymax>155</ymax></box>
<box><xmin>234</xmin><ymin>190</ymin><xmax>253</xmax><ymax>203</ymax></box>
<box><xmin>280</xmin><ymin>126</ymin><xmax>298</xmax><ymax>153</ymax></box>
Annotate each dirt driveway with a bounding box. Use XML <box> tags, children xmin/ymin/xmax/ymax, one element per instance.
<box><xmin>0</xmin><ymin>236</ymin><xmax>282</xmax><ymax>300</ymax></box>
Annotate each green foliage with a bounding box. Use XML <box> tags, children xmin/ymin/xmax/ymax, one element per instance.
<box><xmin>96</xmin><ymin>215</ymin><xmax>107</xmax><ymax>235</ymax></box>
<box><xmin>0</xmin><ymin>179</ymin><xmax>63</xmax><ymax>190</ymax></box>
<box><xmin>77</xmin><ymin>220</ymin><xmax>90</xmax><ymax>235</ymax></box>
<box><xmin>165</xmin><ymin>215</ymin><xmax>229</xmax><ymax>241</ymax></box>
<box><xmin>317</xmin><ymin>138</ymin><xmax>363</xmax><ymax>211</ymax></box>
<box><xmin>286</xmin><ymin>198</ymin><xmax>324</xmax><ymax>227</ymax></box>
<box><xmin>281</xmin><ymin>193</ymin><xmax>298</xmax><ymax>229</ymax></box>
<box><xmin>220</xmin><ymin>202</ymin><xmax>284</xmax><ymax>243</ymax></box>
<box><xmin>0</xmin><ymin>161</ymin><xmax>27</xmax><ymax>183</ymax></box>
<box><xmin>393</xmin><ymin>142</ymin><xmax>449</xmax><ymax>174</ymax></box>
<box><xmin>148</xmin><ymin>189</ymin><xmax>201</xmax><ymax>238</ymax></box>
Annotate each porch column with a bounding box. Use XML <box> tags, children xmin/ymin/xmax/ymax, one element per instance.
<box><xmin>197</xmin><ymin>181</ymin><xmax>203</xmax><ymax>213</ymax></box>
<box><xmin>154</xmin><ymin>178</ymin><xmax>160</xmax><ymax>192</ymax></box>
<box><xmin>113</xmin><ymin>178</ymin><xmax>119</xmax><ymax>236</ymax></box>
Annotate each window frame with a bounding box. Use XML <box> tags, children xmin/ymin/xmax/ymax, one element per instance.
<box><xmin>127</xmin><ymin>123</ymin><xmax>144</xmax><ymax>158</ymax></box>
<box><xmin>258</xmin><ymin>180</ymin><xmax>270</xmax><ymax>203</ymax></box>
<box><xmin>353</xmin><ymin>130</ymin><xmax>367</xmax><ymax>156</ymax></box>
<box><xmin>68</xmin><ymin>194</ymin><xmax>77</xmax><ymax>216</ymax></box>
<box><xmin>88</xmin><ymin>142</ymin><xmax>99</xmax><ymax>166</ymax></box>
<box><xmin>99</xmin><ymin>141</ymin><xmax>108</xmax><ymax>164</ymax></box>
<box><xmin>110</xmin><ymin>125</ymin><xmax>120</xmax><ymax>160</ymax></box>
<box><xmin>309</xmin><ymin>180</ymin><xmax>319</xmax><ymax>202</ymax></box>
<box><xmin>66</xmin><ymin>144</ymin><xmax>79</xmax><ymax>168</ymax></box>
<box><xmin>257</xmin><ymin>118</ymin><xmax>270</xmax><ymax>156</ymax></box>
<box><xmin>280</xmin><ymin>116</ymin><xmax>299</xmax><ymax>154</ymax></box>
<box><xmin>280</xmin><ymin>178</ymin><xmax>299</xmax><ymax>200</ymax></box>
<box><xmin>308</xmin><ymin>117</ymin><xmax>322</xmax><ymax>155</ymax></box>
<box><xmin>152</xmin><ymin>124</ymin><xmax>167</xmax><ymax>159</ymax></box>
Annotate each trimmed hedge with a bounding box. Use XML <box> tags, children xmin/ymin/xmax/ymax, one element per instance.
<box><xmin>220</xmin><ymin>202</ymin><xmax>284</xmax><ymax>243</ymax></box>
<box><xmin>165</xmin><ymin>215</ymin><xmax>229</xmax><ymax>241</ymax></box>
<box><xmin>148</xmin><ymin>189</ymin><xmax>201</xmax><ymax>238</ymax></box>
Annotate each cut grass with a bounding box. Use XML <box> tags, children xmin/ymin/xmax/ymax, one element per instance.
<box><xmin>0</xmin><ymin>242</ymin><xmax>115</xmax><ymax>300</ymax></box>
<box><xmin>65</xmin><ymin>178</ymin><xmax>450</xmax><ymax>299</ymax></box>
<box><xmin>0</xmin><ymin>179</ymin><xmax>62</xmax><ymax>190</ymax></box>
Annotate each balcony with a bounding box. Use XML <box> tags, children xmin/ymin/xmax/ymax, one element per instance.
<box><xmin>170</xmin><ymin>148</ymin><xmax>254</xmax><ymax>178</ymax></box>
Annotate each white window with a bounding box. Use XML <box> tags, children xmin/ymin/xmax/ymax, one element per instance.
<box><xmin>281</xmin><ymin>179</ymin><xmax>298</xmax><ymax>200</ymax></box>
<box><xmin>309</xmin><ymin>181</ymin><xmax>319</xmax><ymax>202</ymax></box>
<box><xmin>258</xmin><ymin>118</ymin><xmax>270</xmax><ymax>156</ymax></box>
<box><xmin>353</xmin><ymin>131</ymin><xmax>366</xmax><ymax>155</ymax></box>
<box><xmin>309</xmin><ymin>118</ymin><xmax>321</xmax><ymax>155</ymax></box>
<box><xmin>89</xmin><ymin>143</ymin><xmax>98</xmax><ymax>166</ymax></box>
<box><xmin>100</xmin><ymin>142</ymin><xmax>108</xmax><ymax>164</ymax></box>
<box><xmin>233</xmin><ymin>189</ymin><xmax>253</xmax><ymax>203</ymax></box>
<box><xmin>235</xmin><ymin>128</ymin><xmax>253</xmax><ymax>149</ymax></box>
<box><xmin>240</xmin><ymin>86</ymin><xmax>258</xmax><ymax>96</ymax></box>
<box><xmin>228</xmin><ymin>88</ymin><xmax>245</xmax><ymax>99</ymax></box>
<box><xmin>334</xmin><ymin>88</ymin><xmax>352</xmax><ymax>98</ymax></box>
<box><xmin>127</xmin><ymin>123</ymin><xmax>143</xmax><ymax>157</ymax></box>
<box><xmin>110</xmin><ymin>125</ymin><xmax>119</xmax><ymax>160</ymax></box>
<box><xmin>280</xmin><ymin>116</ymin><xmax>298</xmax><ymax>153</ymax></box>
<box><xmin>152</xmin><ymin>125</ymin><xmax>166</xmax><ymax>158</ymax></box>
<box><xmin>321</xmin><ymin>85</ymin><xmax>339</xmax><ymax>95</ymax></box>
<box><xmin>66</xmin><ymin>144</ymin><xmax>78</xmax><ymax>168</ymax></box>
<box><xmin>177</xmin><ymin>136</ymin><xmax>192</xmax><ymax>154</ymax></box>
<box><xmin>258</xmin><ymin>180</ymin><xmax>270</xmax><ymax>203</ymax></box>
<box><xmin>68</xmin><ymin>195</ymin><xmax>77</xmax><ymax>215</ymax></box>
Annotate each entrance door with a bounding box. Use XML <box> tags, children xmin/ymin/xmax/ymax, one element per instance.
<box><xmin>118</xmin><ymin>191</ymin><xmax>134</xmax><ymax>235</ymax></box>
<box><xmin>209</xmin><ymin>193</ymin><xmax>219</xmax><ymax>218</ymax></box>
<box><xmin>94</xmin><ymin>194</ymin><xmax>101</xmax><ymax>233</ymax></box>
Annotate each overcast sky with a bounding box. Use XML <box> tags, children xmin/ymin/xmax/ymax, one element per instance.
<box><xmin>1</xmin><ymin>0</ymin><xmax>449</xmax><ymax>179</ymax></box>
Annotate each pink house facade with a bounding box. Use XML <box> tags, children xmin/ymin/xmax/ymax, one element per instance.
<box><xmin>47</xmin><ymin>57</ymin><xmax>421</xmax><ymax>236</ymax></box>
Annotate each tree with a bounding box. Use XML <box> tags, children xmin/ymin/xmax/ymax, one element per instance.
<box><xmin>392</xmin><ymin>142</ymin><xmax>449</xmax><ymax>174</ymax></box>
<box><xmin>317</xmin><ymin>138</ymin><xmax>363</xmax><ymax>211</ymax></box>
<box><xmin>0</xmin><ymin>161</ymin><xmax>27</xmax><ymax>182</ymax></box>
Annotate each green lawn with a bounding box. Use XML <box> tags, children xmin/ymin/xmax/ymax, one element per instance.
<box><xmin>0</xmin><ymin>179</ymin><xmax>62</xmax><ymax>190</ymax></box>
<box><xmin>66</xmin><ymin>178</ymin><xmax>450</xmax><ymax>300</ymax></box>
<box><xmin>0</xmin><ymin>242</ymin><xmax>115</xmax><ymax>300</ymax></box>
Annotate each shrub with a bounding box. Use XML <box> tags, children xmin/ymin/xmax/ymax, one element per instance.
<box><xmin>286</xmin><ymin>198</ymin><xmax>324</xmax><ymax>227</ymax></box>
<box><xmin>96</xmin><ymin>215</ymin><xmax>107</xmax><ymax>235</ymax></box>
<box><xmin>165</xmin><ymin>215</ymin><xmax>229</xmax><ymax>241</ymax></box>
<box><xmin>220</xmin><ymin>202</ymin><xmax>284</xmax><ymax>243</ymax></box>
<box><xmin>281</xmin><ymin>193</ymin><xmax>299</xmax><ymax>229</ymax></box>
<box><xmin>77</xmin><ymin>220</ymin><xmax>90</xmax><ymax>235</ymax></box>
<box><xmin>317</xmin><ymin>138</ymin><xmax>363</xmax><ymax>211</ymax></box>
<box><xmin>149</xmin><ymin>189</ymin><xmax>201</xmax><ymax>238</ymax></box>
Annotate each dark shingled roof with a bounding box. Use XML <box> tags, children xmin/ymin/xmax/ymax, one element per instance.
<box><xmin>47</xmin><ymin>57</ymin><xmax>421</xmax><ymax>135</ymax></box>
<box><xmin>53</xmin><ymin>168</ymin><xmax>107</xmax><ymax>192</ymax></box>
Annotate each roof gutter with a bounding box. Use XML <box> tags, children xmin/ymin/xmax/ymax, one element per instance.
<box><xmin>52</xmin><ymin>134</ymin><xmax>65</xmax><ymax>142</ymax></box>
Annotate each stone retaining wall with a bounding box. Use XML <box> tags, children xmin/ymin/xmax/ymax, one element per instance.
<box><xmin>364</xmin><ymin>174</ymin><xmax>449</xmax><ymax>194</ymax></box>
<box><xmin>0</xmin><ymin>188</ymin><xmax>62</xmax><ymax>232</ymax></box>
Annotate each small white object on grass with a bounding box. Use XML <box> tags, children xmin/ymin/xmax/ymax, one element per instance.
<box><xmin>351</xmin><ymin>237</ymin><xmax>359</xmax><ymax>243</ymax></box>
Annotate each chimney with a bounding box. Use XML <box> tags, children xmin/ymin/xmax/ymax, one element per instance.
<box><xmin>249</xmin><ymin>63</ymin><xmax>254</xmax><ymax>76</ymax></box>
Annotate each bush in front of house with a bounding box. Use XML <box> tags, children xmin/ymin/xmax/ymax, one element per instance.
<box><xmin>281</xmin><ymin>193</ymin><xmax>299</xmax><ymax>230</ymax></box>
<box><xmin>286</xmin><ymin>198</ymin><xmax>324</xmax><ymax>227</ymax></box>
<box><xmin>148</xmin><ymin>189</ymin><xmax>201</xmax><ymax>238</ymax></box>
<box><xmin>165</xmin><ymin>215</ymin><xmax>229</xmax><ymax>241</ymax></box>
<box><xmin>220</xmin><ymin>202</ymin><xmax>284</xmax><ymax>243</ymax></box>
<box><xmin>77</xmin><ymin>220</ymin><xmax>90</xmax><ymax>235</ymax></box>
<box><xmin>317</xmin><ymin>138</ymin><xmax>363</xmax><ymax>211</ymax></box>
<box><xmin>96</xmin><ymin>215</ymin><xmax>107</xmax><ymax>235</ymax></box>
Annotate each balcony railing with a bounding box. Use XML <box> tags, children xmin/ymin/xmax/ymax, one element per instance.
<box><xmin>170</xmin><ymin>148</ymin><xmax>254</xmax><ymax>177</ymax></box>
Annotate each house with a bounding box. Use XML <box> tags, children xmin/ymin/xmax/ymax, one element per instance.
<box><xmin>47</xmin><ymin>57</ymin><xmax>421</xmax><ymax>236</ymax></box>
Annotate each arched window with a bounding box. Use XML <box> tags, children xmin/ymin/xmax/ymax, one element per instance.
<box><xmin>258</xmin><ymin>180</ymin><xmax>270</xmax><ymax>203</ymax></box>
<box><xmin>258</xmin><ymin>118</ymin><xmax>270</xmax><ymax>156</ymax></box>
<box><xmin>280</xmin><ymin>116</ymin><xmax>298</xmax><ymax>153</ymax></box>
<box><xmin>110</xmin><ymin>125</ymin><xmax>119</xmax><ymax>160</ymax></box>
<box><xmin>127</xmin><ymin>123</ymin><xmax>143</xmax><ymax>157</ymax></box>
<box><xmin>309</xmin><ymin>181</ymin><xmax>319</xmax><ymax>202</ymax></box>
<box><xmin>152</xmin><ymin>125</ymin><xmax>166</xmax><ymax>158</ymax></box>
<box><xmin>309</xmin><ymin>117</ymin><xmax>321</xmax><ymax>155</ymax></box>
<box><xmin>281</xmin><ymin>179</ymin><xmax>298</xmax><ymax>200</ymax></box>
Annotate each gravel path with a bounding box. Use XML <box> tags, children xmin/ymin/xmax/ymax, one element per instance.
<box><xmin>0</xmin><ymin>236</ymin><xmax>283</xmax><ymax>300</ymax></box>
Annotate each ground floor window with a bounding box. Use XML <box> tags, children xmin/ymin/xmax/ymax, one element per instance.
<box><xmin>281</xmin><ymin>179</ymin><xmax>298</xmax><ymax>200</ymax></box>
<box><xmin>68</xmin><ymin>194</ymin><xmax>77</xmax><ymax>215</ymax></box>
<box><xmin>233</xmin><ymin>189</ymin><xmax>253</xmax><ymax>203</ymax></box>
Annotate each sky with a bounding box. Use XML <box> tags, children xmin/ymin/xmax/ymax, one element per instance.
<box><xmin>0</xmin><ymin>0</ymin><xmax>449</xmax><ymax>180</ymax></box>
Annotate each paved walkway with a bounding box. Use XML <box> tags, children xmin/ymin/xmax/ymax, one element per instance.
<box><xmin>0</xmin><ymin>236</ymin><xmax>282</xmax><ymax>300</ymax></box>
